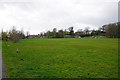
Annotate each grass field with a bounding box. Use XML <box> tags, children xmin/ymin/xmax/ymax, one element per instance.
<box><xmin>2</xmin><ymin>38</ymin><xmax>118</xmax><ymax>78</ymax></box>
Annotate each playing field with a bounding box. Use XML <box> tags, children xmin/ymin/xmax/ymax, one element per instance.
<box><xmin>2</xmin><ymin>38</ymin><xmax>118</xmax><ymax>78</ymax></box>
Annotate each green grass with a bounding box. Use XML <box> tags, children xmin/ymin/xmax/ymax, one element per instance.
<box><xmin>2</xmin><ymin>38</ymin><xmax>118</xmax><ymax>78</ymax></box>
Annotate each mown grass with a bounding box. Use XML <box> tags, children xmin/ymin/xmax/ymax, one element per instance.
<box><xmin>2</xmin><ymin>38</ymin><xmax>118</xmax><ymax>78</ymax></box>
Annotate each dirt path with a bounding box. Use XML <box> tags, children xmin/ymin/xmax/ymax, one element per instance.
<box><xmin>0</xmin><ymin>50</ymin><xmax>8</xmax><ymax>79</ymax></box>
<box><xmin>0</xmin><ymin>50</ymin><xmax>2</xmax><ymax>79</ymax></box>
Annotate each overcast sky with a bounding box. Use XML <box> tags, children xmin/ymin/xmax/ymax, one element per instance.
<box><xmin>0</xmin><ymin>0</ymin><xmax>119</xmax><ymax>35</ymax></box>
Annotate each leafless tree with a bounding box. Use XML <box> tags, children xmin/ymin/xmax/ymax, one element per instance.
<box><xmin>52</xmin><ymin>28</ymin><xmax>57</xmax><ymax>38</ymax></box>
<box><xmin>84</xmin><ymin>27</ymin><xmax>90</xmax><ymax>34</ymax></box>
<box><xmin>26</xmin><ymin>31</ymin><xmax>30</xmax><ymax>38</ymax></box>
<box><xmin>105</xmin><ymin>23</ymin><xmax>119</xmax><ymax>38</ymax></box>
<box><xmin>9</xmin><ymin>26</ymin><xmax>20</xmax><ymax>43</ymax></box>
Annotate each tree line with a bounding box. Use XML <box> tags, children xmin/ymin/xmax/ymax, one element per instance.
<box><xmin>1</xmin><ymin>26</ymin><xmax>25</xmax><ymax>43</ymax></box>
<box><xmin>1</xmin><ymin>22</ymin><xmax>120</xmax><ymax>43</ymax></box>
<box><xmin>39</xmin><ymin>22</ymin><xmax>120</xmax><ymax>38</ymax></box>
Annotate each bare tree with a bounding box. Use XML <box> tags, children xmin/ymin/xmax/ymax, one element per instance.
<box><xmin>75</xmin><ymin>29</ymin><xmax>84</xmax><ymax>36</ymax></box>
<box><xmin>9</xmin><ymin>26</ymin><xmax>20</xmax><ymax>43</ymax></box>
<box><xmin>46</xmin><ymin>31</ymin><xmax>51</xmax><ymax>38</ymax></box>
<box><xmin>19</xmin><ymin>28</ymin><xmax>25</xmax><ymax>39</ymax></box>
<box><xmin>68</xmin><ymin>27</ymin><xmax>74</xmax><ymax>36</ymax></box>
<box><xmin>58</xmin><ymin>29</ymin><xmax>64</xmax><ymax>38</ymax></box>
<box><xmin>84</xmin><ymin>27</ymin><xmax>90</xmax><ymax>34</ymax></box>
<box><xmin>26</xmin><ymin>31</ymin><xmax>30</xmax><ymax>38</ymax></box>
<box><xmin>52</xmin><ymin>28</ymin><xmax>57</xmax><ymax>38</ymax></box>
<box><xmin>105</xmin><ymin>23</ymin><xmax>118</xmax><ymax>38</ymax></box>
<box><xmin>40</xmin><ymin>32</ymin><xmax>44</xmax><ymax>38</ymax></box>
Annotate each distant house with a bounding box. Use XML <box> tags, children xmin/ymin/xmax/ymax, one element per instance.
<box><xmin>42</xmin><ymin>36</ymin><xmax>48</xmax><ymax>38</ymax></box>
<box><xmin>75</xmin><ymin>36</ymin><xmax>81</xmax><ymax>38</ymax></box>
<box><xmin>64</xmin><ymin>35</ymin><xmax>73</xmax><ymax>38</ymax></box>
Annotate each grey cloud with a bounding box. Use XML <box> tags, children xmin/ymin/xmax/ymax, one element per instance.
<box><xmin>0</xmin><ymin>0</ymin><xmax>118</xmax><ymax>34</ymax></box>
